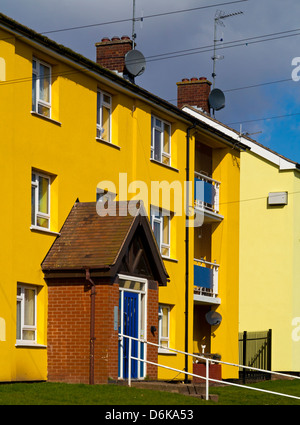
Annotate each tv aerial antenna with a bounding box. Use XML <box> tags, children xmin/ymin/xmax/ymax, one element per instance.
<box><xmin>124</xmin><ymin>0</ymin><xmax>146</xmax><ymax>83</ymax></box>
<box><xmin>239</xmin><ymin>124</ymin><xmax>262</xmax><ymax>138</ymax></box>
<box><xmin>131</xmin><ymin>0</ymin><xmax>144</xmax><ymax>49</ymax></box>
<box><xmin>212</xmin><ymin>10</ymin><xmax>243</xmax><ymax>89</ymax></box>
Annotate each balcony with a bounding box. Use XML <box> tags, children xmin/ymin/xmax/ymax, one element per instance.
<box><xmin>194</xmin><ymin>172</ymin><xmax>223</xmax><ymax>223</ymax></box>
<box><xmin>194</xmin><ymin>258</ymin><xmax>221</xmax><ymax>305</ymax></box>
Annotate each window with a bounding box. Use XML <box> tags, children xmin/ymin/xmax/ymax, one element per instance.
<box><xmin>96</xmin><ymin>189</ymin><xmax>116</xmax><ymax>203</ymax></box>
<box><xmin>150</xmin><ymin>207</ymin><xmax>170</xmax><ymax>257</ymax></box>
<box><xmin>32</xmin><ymin>58</ymin><xmax>51</xmax><ymax>117</ymax></box>
<box><xmin>151</xmin><ymin>116</ymin><xmax>171</xmax><ymax>166</ymax></box>
<box><xmin>16</xmin><ymin>285</ymin><xmax>37</xmax><ymax>343</ymax></box>
<box><xmin>97</xmin><ymin>90</ymin><xmax>112</xmax><ymax>142</ymax></box>
<box><xmin>158</xmin><ymin>305</ymin><xmax>170</xmax><ymax>350</ymax></box>
<box><xmin>31</xmin><ymin>171</ymin><xmax>51</xmax><ymax>230</ymax></box>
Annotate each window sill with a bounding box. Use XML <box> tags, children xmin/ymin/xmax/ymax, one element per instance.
<box><xmin>16</xmin><ymin>342</ymin><xmax>47</xmax><ymax>349</ymax></box>
<box><xmin>31</xmin><ymin>111</ymin><xmax>62</xmax><ymax>126</ymax></box>
<box><xmin>162</xmin><ymin>256</ymin><xmax>178</xmax><ymax>263</ymax></box>
<box><xmin>95</xmin><ymin>138</ymin><xmax>121</xmax><ymax>150</ymax></box>
<box><xmin>158</xmin><ymin>348</ymin><xmax>176</xmax><ymax>355</ymax></box>
<box><xmin>150</xmin><ymin>159</ymin><xmax>179</xmax><ymax>172</ymax></box>
<box><xmin>30</xmin><ymin>225</ymin><xmax>60</xmax><ymax>236</ymax></box>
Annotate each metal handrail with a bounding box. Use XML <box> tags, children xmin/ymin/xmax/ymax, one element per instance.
<box><xmin>194</xmin><ymin>171</ymin><xmax>221</xmax><ymax>186</ymax></box>
<box><xmin>194</xmin><ymin>258</ymin><xmax>220</xmax><ymax>268</ymax></box>
<box><xmin>119</xmin><ymin>333</ymin><xmax>300</xmax><ymax>401</ymax></box>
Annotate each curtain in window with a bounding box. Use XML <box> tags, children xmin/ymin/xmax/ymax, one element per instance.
<box><xmin>37</xmin><ymin>176</ymin><xmax>49</xmax><ymax>228</ymax></box>
<box><xmin>16</xmin><ymin>300</ymin><xmax>21</xmax><ymax>340</ymax></box>
<box><xmin>23</xmin><ymin>289</ymin><xmax>35</xmax><ymax>341</ymax></box>
<box><xmin>102</xmin><ymin>106</ymin><xmax>110</xmax><ymax>141</ymax></box>
<box><xmin>39</xmin><ymin>64</ymin><xmax>50</xmax><ymax>103</ymax></box>
<box><xmin>160</xmin><ymin>307</ymin><xmax>169</xmax><ymax>348</ymax></box>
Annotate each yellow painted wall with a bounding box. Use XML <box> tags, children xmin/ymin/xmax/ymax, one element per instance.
<box><xmin>210</xmin><ymin>148</ymin><xmax>240</xmax><ymax>379</ymax></box>
<box><xmin>239</xmin><ymin>150</ymin><xmax>300</xmax><ymax>371</ymax></box>
<box><xmin>0</xmin><ymin>25</ymin><xmax>241</xmax><ymax>382</ymax></box>
<box><xmin>0</xmin><ymin>30</ymin><xmax>191</xmax><ymax>382</ymax></box>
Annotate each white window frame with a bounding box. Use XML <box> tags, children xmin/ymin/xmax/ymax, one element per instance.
<box><xmin>31</xmin><ymin>171</ymin><xmax>51</xmax><ymax>230</ymax></box>
<box><xmin>96</xmin><ymin>189</ymin><xmax>116</xmax><ymax>203</ymax></box>
<box><xmin>150</xmin><ymin>207</ymin><xmax>170</xmax><ymax>258</ymax></box>
<box><xmin>158</xmin><ymin>304</ymin><xmax>170</xmax><ymax>352</ymax></box>
<box><xmin>151</xmin><ymin>115</ymin><xmax>171</xmax><ymax>166</ymax></box>
<box><xmin>16</xmin><ymin>285</ymin><xmax>37</xmax><ymax>345</ymax></box>
<box><xmin>97</xmin><ymin>89</ymin><xmax>112</xmax><ymax>142</ymax></box>
<box><xmin>32</xmin><ymin>58</ymin><xmax>52</xmax><ymax>118</ymax></box>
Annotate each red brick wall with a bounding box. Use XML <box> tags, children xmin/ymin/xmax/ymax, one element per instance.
<box><xmin>95</xmin><ymin>36</ymin><xmax>133</xmax><ymax>73</ymax></box>
<box><xmin>47</xmin><ymin>281</ymin><xmax>91</xmax><ymax>384</ymax></box>
<box><xmin>193</xmin><ymin>363</ymin><xmax>222</xmax><ymax>383</ymax></box>
<box><xmin>145</xmin><ymin>285</ymin><xmax>159</xmax><ymax>379</ymax></box>
<box><xmin>177</xmin><ymin>77</ymin><xmax>212</xmax><ymax>113</ymax></box>
<box><xmin>47</xmin><ymin>278</ymin><xmax>159</xmax><ymax>384</ymax></box>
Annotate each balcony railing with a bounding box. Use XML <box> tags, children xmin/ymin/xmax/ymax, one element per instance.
<box><xmin>194</xmin><ymin>172</ymin><xmax>221</xmax><ymax>215</ymax></box>
<box><xmin>194</xmin><ymin>258</ymin><xmax>220</xmax><ymax>302</ymax></box>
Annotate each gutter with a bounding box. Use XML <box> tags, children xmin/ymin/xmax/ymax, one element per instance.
<box><xmin>185</xmin><ymin>122</ymin><xmax>197</xmax><ymax>383</ymax></box>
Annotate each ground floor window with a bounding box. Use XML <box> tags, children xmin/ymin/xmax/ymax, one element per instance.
<box><xmin>158</xmin><ymin>304</ymin><xmax>171</xmax><ymax>352</ymax></box>
<box><xmin>16</xmin><ymin>285</ymin><xmax>37</xmax><ymax>343</ymax></box>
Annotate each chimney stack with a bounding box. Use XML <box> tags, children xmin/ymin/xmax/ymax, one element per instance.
<box><xmin>176</xmin><ymin>77</ymin><xmax>212</xmax><ymax>114</ymax></box>
<box><xmin>95</xmin><ymin>36</ymin><xmax>133</xmax><ymax>75</ymax></box>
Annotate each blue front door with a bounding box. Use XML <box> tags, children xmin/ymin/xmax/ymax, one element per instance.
<box><xmin>119</xmin><ymin>291</ymin><xmax>139</xmax><ymax>379</ymax></box>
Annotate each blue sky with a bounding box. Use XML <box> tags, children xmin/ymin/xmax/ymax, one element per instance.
<box><xmin>1</xmin><ymin>0</ymin><xmax>300</xmax><ymax>162</ymax></box>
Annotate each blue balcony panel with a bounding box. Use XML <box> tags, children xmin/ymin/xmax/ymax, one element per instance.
<box><xmin>194</xmin><ymin>264</ymin><xmax>213</xmax><ymax>289</ymax></box>
<box><xmin>194</xmin><ymin>178</ymin><xmax>216</xmax><ymax>205</ymax></box>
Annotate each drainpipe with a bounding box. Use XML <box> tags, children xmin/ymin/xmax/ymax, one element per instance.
<box><xmin>185</xmin><ymin>123</ymin><xmax>197</xmax><ymax>383</ymax></box>
<box><xmin>86</xmin><ymin>268</ymin><xmax>96</xmax><ymax>385</ymax></box>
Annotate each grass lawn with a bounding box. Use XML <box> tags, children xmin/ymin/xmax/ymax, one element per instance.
<box><xmin>0</xmin><ymin>380</ymin><xmax>299</xmax><ymax>405</ymax></box>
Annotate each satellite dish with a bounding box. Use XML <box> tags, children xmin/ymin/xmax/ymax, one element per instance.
<box><xmin>125</xmin><ymin>49</ymin><xmax>146</xmax><ymax>77</ymax></box>
<box><xmin>208</xmin><ymin>88</ymin><xmax>225</xmax><ymax>111</ymax></box>
<box><xmin>205</xmin><ymin>311</ymin><xmax>222</xmax><ymax>326</ymax></box>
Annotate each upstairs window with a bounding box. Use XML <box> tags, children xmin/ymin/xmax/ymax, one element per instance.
<box><xmin>32</xmin><ymin>58</ymin><xmax>51</xmax><ymax>118</ymax></box>
<box><xmin>97</xmin><ymin>90</ymin><xmax>112</xmax><ymax>142</ymax></box>
<box><xmin>31</xmin><ymin>171</ymin><xmax>51</xmax><ymax>230</ymax></box>
<box><xmin>96</xmin><ymin>188</ymin><xmax>116</xmax><ymax>203</ymax></box>
<box><xmin>151</xmin><ymin>116</ymin><xmax>171</xmax><ymax>166</ymax></box>
<box><xmin>150</xmin><ymin>207</ymin><xmax>170</xmax><ymax>258</ymax></box>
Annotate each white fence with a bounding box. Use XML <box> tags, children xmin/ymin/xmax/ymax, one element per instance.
<box><xmin>119</xmin><ymin>334</ymin><xmax>300</xmax><ymax>401</ymax></box>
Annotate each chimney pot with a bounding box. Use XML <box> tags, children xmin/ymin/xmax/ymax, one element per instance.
<box><xmin>176</xmin><ymin>76</ymin><xmax>212</xmax><ymax>114</ymax></box>
<box><xmin>96</xmin><ymin>36</ymin><xmax>134</xmax><ymax>74</ymax></box>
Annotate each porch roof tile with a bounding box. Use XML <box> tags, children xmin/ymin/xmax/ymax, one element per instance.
<box><xmin>41</xmin><ymin>201</ymin><xmax>137</xmax><ymax>270</ymax></box>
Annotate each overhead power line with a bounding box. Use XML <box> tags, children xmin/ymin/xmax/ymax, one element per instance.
<box><xmin>145</xmin><ymin>28</ymin><xmax>300</xmax><ymax>63</ymax></box>
<box><xmin>228</xmin><ymin>111</ymin><xmax>300</xmax><ymax>125</ymax></box>
<box><xmin>223</xmin><ymin>78</ymin><xmax>293</xmax><ymax>92</ymax></box>
<box><xmin>40</xmin><ymin>1</ymin><xmax>248</xmax><ymax>35</ymax></box>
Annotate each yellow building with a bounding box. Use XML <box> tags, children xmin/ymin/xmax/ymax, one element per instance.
<box><xmin>185</xmin><ymin>106</ymin><xmax>300</xmax><ymax>375</ymax></box>
<box><xmin>0</xmin><ymin>13</ymin><xmax>242</xmax><ymax>383</ymax></box>
<box><xmin>239</xmin><ymin>139</ymin><xmax>300</xmax><ymax>373</ymax></box>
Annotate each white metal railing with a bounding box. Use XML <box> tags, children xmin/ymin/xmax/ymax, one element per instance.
<box><xmin>194</xmin><ymin>258</ymin><xmax>219</xmax><ymax>298</ymax></box>
<box><xmin>119</xmin><ymin>334</ymin><xmax>300</xmax><ymax>402</ymax></box>
<box><xmin>194</xmin><ymin>171</ymin><xmax>221</xmax><ymax>214</ymax></box>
